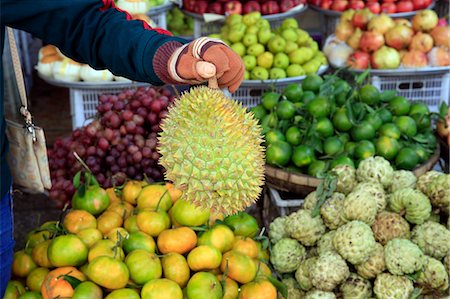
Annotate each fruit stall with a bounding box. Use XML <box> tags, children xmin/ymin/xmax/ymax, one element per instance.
<box><xmin>3</xmin><ymin>0</ymin><xmax>450</xmax><ymax>298</ymax></box>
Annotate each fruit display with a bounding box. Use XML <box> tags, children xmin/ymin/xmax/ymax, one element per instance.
<box><xmin>268</xmin><ymin>162</ymin><xmax>450</xmax><ymax>298</ymax></box>
<box><xmin>116</xmin><ymin>0</ymin><xmax>168</xmax><ymax>14</ymax></box>
<box><xmin>167</xmin><ymin>7</ymin><xmax>194</xmax><ymax>36</ymax></box>
<box><xmin>48</xmin><ymin>86</ymin><xmax>174</xmax><ymax>208</ymax></box>
<box><xmin>5</xmin><ymin>181</ymin><xmax>283</xmax><ymax>299</ymax></box>
<box><xmin>323</xmin><ymin>8</ymin><xmax>450</xmax><ymax>69</ymax></box>
<box><xmin>211</xmin><ymin>13</ymin><xmax>328</xmax><ymax>80</ymax></box>
<box><xmin>251</xmin><ymin>71</ymin><xmax>438</xmax><ymax>176</ymax></box>
<box><xmin>309</xmin><ymin>0</ymin><xmax>433</xmax><ymax>14</ymax></box>
<box><xmin>182</xmin><ymin>0</ymin><xmax>306</xmax><ymax>15</ymax></box>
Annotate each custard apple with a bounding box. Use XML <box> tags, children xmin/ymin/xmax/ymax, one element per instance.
<box><xmin>269</xmin><ymin>216</ymin><xmax>289</xmax><ymax>244</ymax></box>
<box><xmin>444</xmin><ymin>251</ymin><xmax>449</xmax><ymax>277</ymax></box>
<box><xmin>428</xmin><ymin>173</ymin><xmax>450</xmax><ymax>208</ymax></box>
<box><xmin>270</xmin><ymin>238</ymin><xmax>306</xmax><ymax>273</ymax></box>
<box><xmin>411</xmin><ymin>221</ymin><xmax>450</xmax><ymax>259</ymax></box>
<box><xmin>371</xmin><ymin>211</ymin><xmax>410</xmax><ymax>245</ymax></box>
<box><xmin>310</xmin><ymin>252</ymin><xmax>350</xmax><ymax>291</ymax></box>
<box><xmin>426</xmin><ymin>212</ymin><xmax>441</xmax><ymax>223</ymax></box>
<box><xmin>304</xmin><ymin>290</ymin><xmax>336</xmax><ymax>299</ymax></box>
<box><xmin>278</xmin><ymin>277</ymin><xmax>305</xmax><ymax>299</ymax></box>
<box><xmin>339</xmin><ymin>273</ymin><xmax>372</xmax><ymax>299</ymax></box>
<box><xmin>389</xmin><ymin>170</ymin><xmax>417</xmax><ymax>193</ymax></box>
<box><xmin>333</xmin><ymin>220</ymin><xmax>376</xmax><ymax>265</ymax></box>
<box><xmin>416</xmin><ymin>170</ymin><xmax>443</xmax><ymax>196</ymax></box>
<box><xmin>356</xmin><ymin>156</ymin><xmax>394</xmax><ymax>189</ymax></box>
<box><xmin>295</xmin><ymin>257</ymin><xmax>318</xmax><ymax>291</ymax></box>
<box><xmin>320</xmin><ymin>193</ymin><xmax>345</xmax><ymax>230</ymax></box>
<box><xmin>341</xmin><ymin>189</ymin><xmax>378</xmax><ymax>225</ymax></box>
<box><xmin>373</xmin><ymin>273</ymin><xmax>414</xmax><ymax>299</ymax></box>
<box><xmin>416</xmin><ymin>256</ymin><xmax>449</xmax><ymax>292</ymax></box>
<box><xmin>303</xmin><ymin>191</ymin><xmax>318</xmax><ymax>210</ymax></box>
<box><xmin>317</xmin><ymin>230</ymin><xmax>337</xmax><ymax>256</ymax></box>
<box><xmin>353</xmin><ymin>181</ymin><xmax>386</xmax><ymax>212</ymax></box>
<box><xmin>330</xmin><ymin>165</ymin><xmax>357</xmax><ymax>195</ymax></box>
<box><xmin>388</xmin><ymin>188</ymin><xmax>431</xmax><ymax>224</ymax></box>
<box><xmin>286</xmin><ymin>210</ymin><xmax>326</xmax><ymax>246</ymax></box>
<box><xmin>354</xmin><ymin>242</ymin><xmax>386</xmax><ymax>279</ymax></box>
<box><xmin>384</xmin><ymin>238</ymin><xmax>425</xmax><ymax>275</ymax></box>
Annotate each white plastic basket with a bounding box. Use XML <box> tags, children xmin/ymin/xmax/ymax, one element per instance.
<box><xmin>147</xmin><ymin>3</ymin><xmax>173</xmax><ymax>29</ymax></box>
<box><xmin>267</xmin><ymin>187</ymin><xmax>304</xmax><ymax>216</ymax></box>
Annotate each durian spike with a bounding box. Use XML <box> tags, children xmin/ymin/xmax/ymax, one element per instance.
<box><xmin>195</xmin><ymin>61</ymin><xmax>218</xmax><ymax>89</ymax></box>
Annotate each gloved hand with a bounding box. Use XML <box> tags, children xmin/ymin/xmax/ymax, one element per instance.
<box><xmin>165</xmin><ymin>37</ymin><xmax>245</xmax><ymax>93</ymax></box>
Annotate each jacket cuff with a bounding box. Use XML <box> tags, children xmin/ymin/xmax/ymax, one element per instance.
<box><xmin>153</xmin><ymin>41</ymin><xmax>184</xmax><ymax>85</ymax></box>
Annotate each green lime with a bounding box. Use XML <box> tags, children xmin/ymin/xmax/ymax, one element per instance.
<box><xmin>265</xmin><ymin>141</ymin><xmax>292</xmax><ymax>167</ymax></box>
<box><xmin>375</xmin><ymin>136</ymin><xmax>400</xmax><ymax>160</ymax></box>
<box><xmin>334</xmin><ymin>80</ymin><xmax>351</xmax><ymax>107</ymax></box>
<box><xmin>411</xmin><ymin>113</ymin><xmax>431</xmax><ymax>131</ymax></box>
<box><xmin>409</xmin><ymin>102</ymin><xmax>430</xmax><ymax>116</ymax></box>
<box><xmin>338</xmin><ymin>133</ymin><xmax>350</xmax><ymax>145</ymax></box>
<box><xmin>285</xmin><ymin>126</ymin><xmax>302</xmax><ymax>146</ymax></box>
<box><xmin>292</xmin><ymin>145</ymin><xmax>315</xmax><ymax>167</ymax></box>
<box><xmin>261</xmin><ymin>92</ymin><xmax>281</xmax><ymax>110</ymax></box>
<box><xmin>379</xmin><ymin>90</ymin><xmax>397</xmax><ymax>102</ymax></box>
<box><xmin>345</xmin><ymin>142</ymin><xmax>356</xmax><ymax>157</ymax></box>
<box><xmin>283</xmin><ymin>84</ymin><xmax>303</xmax><ymax>102</ymax></box>
<box><xmin>354</xmin><ymin>140</ymin><xmax>376</xmax><ymax>160</ymax></box>
<box><xmin>308</xmin><ymin>160</ymin><xmax>328</xmax><ymax>177</ymax></box>
<box><xmin>314</xmin><ymin>117</ymin><xmax>334</xmax><ymax>138</ymax></box>
<box><xmin>364</xmin><ymin>113</ymin><xmax>383</xmax><ymax>131</ymax></box>
<box><xmin>332</xmin><ymin>108</ymin><xmax>353</xmax><ymax>132</ymax></box>
<box><xmin>376</xmin><ymin>108</ymin><xmax>393</xmax><ymax>123</ymax></box>
<box><xmin>394</xmin><ymin>116</ymin><xmax>417</xmax><ymax>137</ymax></box>
<box><xmin>301</xmin><ymin>91</ymin><xmax>316</xmax><ymax>105</ymax></box>
<box><xmin>276</xmin><ymin>100</ymin><xmax>296</xmax><ymax>120</ymax></box>
<box><xmin>351</xmin><ymin>121</ymin><xmax>375</xmax><ymax>141</ymax></box>
<box><xmin>261</xmin><ymin>113</ymin><xmax>278</xmax><ymax>128</ymax></box>
<box><xmin>308</xmin><ymin>96</ymin><xmax>331</xmax><ymax>118</ymax></box>
<box><xmin>324</xmin><ymin>136</ymin><xmax>343</xmax><ymax>156</ymax></box>
<box><xmin>395</xmin><ymin>147</ymin><xmax>419</xmax><ymax>170</ymax></box>
<box><xmin>378</xmin><ymin>123</ymin><xmax>401</xmax><ymax>139</ymax></box>
<box><xmin>330</xmin><ymin>156</ymin><xmax>355</xmax><ymax>169</ymax></box>
<box><xmin>389</xmin><ymin>96</ymin><xmax>411</xmax><ymax>116</ymax></box>
<box><xmin>415</xmin><ymin>132</ymin><xmax>437</xmax><ymax>150</ymax></box>
<box><xmin>359</xmin><ymin>84</ymin><xmax>380</xmax><ymax>105</ymax></box>
<box><xmin>302</xmin><ymin>74</ymin><xmax>323</xmax><ymax>93</ymax></box>
<box><xmin>265</xmin><ymin>129</ymin><xmax>286</xmax><ymax>145</ymax></box>
<box><xmin>249</xmin><ymin>104</ymin><xmax>267</xmax><ymax>121</ymax></box>
<box><xmin>410</xmin><ymin>144</ymin><xmax>428</xmax><ymax>163</ymax></box>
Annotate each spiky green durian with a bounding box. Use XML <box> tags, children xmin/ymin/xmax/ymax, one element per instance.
<box><xmin>158</xmin><ymin>86</ymin><xmax>265</xmax><ymax>214</ymax></box>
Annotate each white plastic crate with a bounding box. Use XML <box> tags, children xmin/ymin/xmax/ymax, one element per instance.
<box><xmin>267</xmin><ymin>187</ymin><xmax>304</xmax><ymax>216</ymax></box>
<box><xmin>147</xmin><ymin>3</ymin><xmax>173</xmax><ymax>29</ymax></box>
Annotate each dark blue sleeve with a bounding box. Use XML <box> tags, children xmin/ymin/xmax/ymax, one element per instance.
<box><xmin>0</xmin><ymin>0</ymin><xmax>187</xmax><ymax>84</ymax></box>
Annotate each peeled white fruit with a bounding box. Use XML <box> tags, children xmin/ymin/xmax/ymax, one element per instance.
<box><xmin>52</xmin><ymin>58</ymin><xmax>82</xmax><ymax>82</ymax></box>
<box><xmin>328</xmin><ymin>43</ymin><xmax>354</xmax><ymax>68</ymax></box>
<box><xmin>114</xmin><ymin>76</ymin><xmax>132</xmax><ymax>82</ymax></box>
<box><xmin>80</xmin><ymin>65</ymin><xmax>114</xmax><ymax>82</ymax></box>
<box><xmin>116</xmin><ymin>0</ymin><xmax>149</xmax><ymax>14</ymax></box>
<box><xmin>323</xmin><ymin>35</ymin><xmax>342</xmax><ymax>57</ymax></box>
<box><xmin>36</xmin><ymin>55</ymin><xmax>62</xmax><ymax>78</ymax></box>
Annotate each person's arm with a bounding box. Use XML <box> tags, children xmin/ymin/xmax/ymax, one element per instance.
<box><xmin>1</xmin><ymin>0</ymin><xmax>186</xmax><ymax>84</ymax></box>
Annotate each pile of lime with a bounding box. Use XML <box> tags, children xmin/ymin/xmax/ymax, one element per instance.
<box><xmin>251</xmin><ymin>71</ymin><xmax>437</xmax><ymax>176</ymax></box>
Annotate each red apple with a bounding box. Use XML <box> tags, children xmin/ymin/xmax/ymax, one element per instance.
<box><xmin>335</xmin><ymin>21</ymin><xmax>355</xmax><ymax>41</ymax></box>
<box><xmin>423</xmin><ymin>0</ymin><xmax>433</xmax><ymax>8</ymax></box>
<box><xmin>280</xmin><ymin>0</ymin><xmax>296</xmax><ymax>12</ymax></box>
<box><xmin>359</xmin><ymin>31</ymin><xmax>385</xmax><ymax>52</ymax></box>
<box><xmin>395</xmin><ymin>18</ymin><xmax>412</xmax><ymax>27</ymax></box>
<box><xmin>349</xmin><ymin>0</ymin><xmax>365</xmax><ymax>9</ymax></box>
<box><xmin>320</xmin><ymin>0</ymin><xmax>333</xmax><ymax>9</ymax></box>
<box><xmin>352</xmin><ymin>8</ymin><xmax>373</xmax><ymax>29</ymax></box>
<box><xmin>194</xmin><ymin>0</ymin><xmax>208</xmax><ymax>14</ymax></box>
<box><xmin>438</xmin><ymin>18</ymin><xmax>448</xmax><ymax>27</ymax></box>
<box><xmin>224</xmin><ymin>1</ymin><xmax>243</xmax><ymax>15</ymax></box>
<box><xmin>381</xmin><ymin>2</ymin><xmax>397</xmax><ymax>13</ymax></box>
<box><xmin>366</xmin><ymin>2</ymin><xmax>381</xmax><ymax>13</ymax></box>
<box><xmin>431</xmin><ymin>26</ymin><xmax>450</xmax><ymax>47</ymax></box>
<box><xmin>412</xmin><ymin>0</ymin><xmax>426</xmax><ymax>9</ymax></box>
<box><xmin>208</xmin><ymin>2</ymin><xmax>224</xmax><ymax>14</ymax></box>
<box><xmin>347</xmin><ymin>27</ymin><xmax>363</xmax><ymax>49</ymax></box>
<box><xmin>367</xmin><ymin>0</ymin><xmax>378</xmax><ymax>3</ymax></box>
<box><xmin>402</xmin><ymin>50</ymin><xmax>428</xmax><ymax>67</ymax></box>
<box><xmin>243</xmin><ymin>0</ymin><xmax>261</xmax><ymax>14</ymax></box>
<box><xmin>368</xmin><ymin>13</ymin><xmax>396</xmax><ymax>34</ymax></box>
<box><xmin>412</xmin><ymin>9</ymin><xmax>438</xmax><ymax>32</ymax></box>
<box><xmin>347</xmin><ymin>51</ymin><xmax>370</xmax><ymax>69</ymax></box>
<box><xmin>331</xmin><ymin>0</ymin><xmax>349</xmax><ymax>11</ymax></box>
<box><xmin>310</xmin><ymin>0</ymin><xmax>322</xmax><ymax>6</ymax></box>
<box><xmin>371</xmin><ymin>46</ymin><xmax>401</xmax><ymax>69</ymax></box>
<box><xmin>294</xmin><ymin>0</ymin><xmax>306</xmax><ymax>5</ymax></box>
<box><xmin>428</xmin><ymin>46</ymin><xmax>450</xmax><ymax>66</ymax></box>
<box><xmin>396</xmin><ymin>1</ymin><xmax>414</xmax><ymax>12</ymax></box>
<box><xmin>261</xmin><ymin>1</ymin><xmax>280</xmax><ymax>14</ymax></box>
<box><xmin>385</xmin><ymin>24</ymin><xmax>414</xmax><ymax>50</ymax></box>
<box><xmin>410</xmin><ymin>32</ymin><xmax>434</xmax><ymax>52</ymax></box>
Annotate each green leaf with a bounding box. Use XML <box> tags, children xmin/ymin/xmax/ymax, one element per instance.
<box><xmin>62</xmin><ymin>274</ymin><xmax>82</xmax><ymax>289</ymax></box>
<box><xmin>410</xmin><ymin>288</ymin><xmax>422</xmax><ymax>299</ymax></box>
<box><xmin>439</xmin><ymin>102</ymin><xmax>449</xmax><ymax>118</ymax></box>
<box><xmin>311</xmin><ymin>174</ymin><xmax>337</xmax><ymax>217</ymax></box>
<box><xmin>77</xmin><ymin>183</ymin><xmax>86</xmax><ymax>198</ymax></box>
<box><xmin>73</xmin><ymin>171</ymin><xmax>81</xmax><ymax>189</ymax></box>
<box><xmin>356</xmin><ymin>69</ymin><xmax>370</xmax><ymax>86</ymax></box>
<box><xmin>90</xmin><ymin>175</ymin><xmax>99</xmax><ymax>187</ymax></box>
<box><xmin>267</xmin><ymin>276</ymin><xmax>288</xmax><ymax>299</ymax></box>
<box><xmin>379</xmin><ymin>90</ymin><xmax>397</xmax><ymax>102</ymax></box>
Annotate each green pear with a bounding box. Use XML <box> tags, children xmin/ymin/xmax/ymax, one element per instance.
<box><xmin>286</xmin><ymin>64</ymin><xmax>305</xmax><ymax>77</ymax></box>
<box><xmin>226</xmin><ymin>14</ymin><xmax>243</xmax><ymax>26</ymax></box>
<box><xmin>242</xmin><ymin>34</ymin><xmax>258</xmax><ymax>47</ymax></box>
<box><xmin>244</xmin><ymin>70</ymin><xmax>250</xmax><ymax>80</ymax></box>
<box><xmin>270</xmin><ymin>68</ymin><xmax>287</xmax><ymax>79</ymax></box>
<box><xmin>314</xmin><ymin>53</ymin><xmax>328</xmax><ymax>65</ymax></box>
<box><xmin>296</xmin><ymin>29</ymin><xmax>310</xmax><ymax>45</ymax></box>
<box><xmin>243</xmin><ymin>55</ymin><xmax>257</xmax><ymax>71</ymax></box>
<box><xmin>246</xmin><ymin>25</ymin><xmax>260</xmax><ymax>35</ymax></box>
<box><xmin>267</xmin><ymin>36</ymin><xmax>286</xmax><ymax>53</ymax></box>
<box><xmin>281</xmin><ymin>28</ymin><xmax>298</xmax><ymax>42</ymax></box>
<box><xmin>251</xmin><ymin>66</ymin><xmax>269</xmax><ymax>80</ymax></box>
<box><xmin>257</xmin><ymin>52</ymin><xmax>274</xmax><ymax>69</ymax></box>
<box><xmin>257</xmin><ymin>28</ymin><xmax>272</xmax><ymax>45</ymax></box>
<box><xmin>273</xmin><ymin>53</ymin><xmax>290</xmax><ymax>69</ymax></box>
<box><xmin>285</xmin><ymin>40</ymin><xmax>299</xmax><ymax>54</ymax></box>
<box><xmin>256</xmin><ymin>19</ymin><xmax>271</xmax><ymax>29</ymax></box>
<box><xmin>247</xmin><ymin>43</ymin><xmax>265</xmax><ymax>56</ymax></box>
<box><xmin>281</xmin><ymin>18</ymin><xmax>299</xmax><ymax>30</ymax></box>
<box><xmin>208</xmin><ymin>33</ymin><xmax>221</xmax><ymax>39</ymax></box>
<box><xmin>289</xmin><ymin>47</ymin><xmax>314</xmax><ymax>65</ymax></box>
<box><xmin>231</xmin><ymin>42</ymin><xmax>246</xmax><ymax>57</ymax></box>
<box><xmin>243</xmin><ymin>12</ymin><xmax>262</xmax><ymax>26</ymax></box>
<box><xmin>302</xmin><ymin>59</ymin><xmax>321</xmax><ymax>75</ymax></box>
<box><xmin>229</xmin><ymin>23</ymin><xmax>246</xmax><ymax>43</ymax></box>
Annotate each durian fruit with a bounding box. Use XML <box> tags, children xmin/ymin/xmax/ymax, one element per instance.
<box><xmin>389</xmin><ymin>170</ymin><xmax>417</xmax><ymax>193</ymax></box>
<box><xmin>268</xmin><ymin>216</ymin><xmax>289</xmax><ymax>244</ymax></box>
<box><xmin>332</xmin><ymin>220</ymin><xmax>376</xmax><ymax>265</ymax></box>
<box><xmin>373</xmin><ymin>273</ymin><xmax>414</xmax><ymax>299</ymax></box>
<box><xmin>411</xmin><ymin>221</ymin><xmax>450</xmax><ymax>259</ymax></box>
<box><xmin>384</xmin><ymin>238</ymin><xmax>425</xmax><ymax>275</ymax></box>
<box><xmin>416</xmin><ymin>256</ymin><xmax>449</xmax><ymax>293</ymax></box>
<box><xmin>286</xmin><ymin>210</ymin><xmax>326</xmax><ymax>246</ymax></box>
<box><xmin>158</xmin><ymin>86</ymin><xmax>265</xmax><ymax>214</ymax></box>
<box><xmin>416</xmin><ymin>170</ymin><xmax>443</xmax><ymax>196</ymax></box>
<box><xmin>371</xmin><ymin>211</ymin><xmax>410</xmax><ymax>245</ymax></box>
<box><xmin>295</xmin><ymin>257</ymin><xmax>318</xmax><ymax>291</ymax></box>
<box><xmin>304</xmin><ymin>290</ymin><xmax>336</xmax><ymax>299</ymax></box>
<box><xmin>428</xmin><ymin>173</ymin><xmax>450</xmax><ymax>208</ymax></box>
<box><xmin>302</xmin><ymin>191</ymin><xmax>318</xmax><ymax>210</ymax></box>
<box><xmin>310</xmin><ymin>252</ymin><xmax>350</xmax><ymax>291</ymax></box>
<box><xmin>317</xmin><ymin>230</ymin><xmax>337</xmax><ymax>256</ymax></box>
<box><xmin>270</xmin><ymin>238</ymin><xmax>306</xmax><ymax>273</ymax></box>
<box><xmin>330</xmin><ymin>165</ymin><xmax>356</xmax><ymax>195</ymax></box>
<box><xmin>278</xmin><ymin>277</ymin><xmax>305</xmax><ymax>299</ymax></box>
<box><xmin>341</xmin><ymin>189</ymin><xmax>378</xmax><ymax>225</ymax></box>
<box><xmin>388</xmin><ymin>188</ymin><xmax>431</xmax><ymax>224</ymax></box>
<box><xmin>354</xmin><ymin>242</ymin><xmax>386</xmax><ymax>279</ymax></box>
<box><xmin>320</xmin><ymin>193</ymin><xmax>345</xmax><ymax>230</ymax></box>
<box><xmin>339</xmin><ymin>273</ymin><xmax>372</xmax><ymax>299</ymax></box>
<box><xmin>356</xmin><ymin>156</ymin><xmax>394</xmax><ymax>189</ymax></box>
<box><xmin>353</xmin><ymin>182</ymin><xmax>386</xmax><ymax>212</ymax></box>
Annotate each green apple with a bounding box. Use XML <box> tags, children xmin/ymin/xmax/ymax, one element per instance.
<box><xmin>296</xmin><ymin>29</ymin><xmax>310</xmax><ymax>45</ymax></box>
<box><xmin>229</xmin><ymin>23</ymin><xmax>246</xmax><ymax>43</ymax></box>
<box><xmin>247</xmin><ymin>43</ymin><xmax>265</xmax><ymax>56</ymax></box>
<box><xmin>242</xmin><ymin>34</ymin><xmax>258</xmax><ymax>47</ymax></box>
<box><xmin>243</xmin><ymin>12</ymin><xmax>262</xmax><ymax>26</ymax></box>
<box><xmin>226</xmin><ymin>14</ymin><xmax>243</xmax><ymax>26</ymax></box>
<box><xmin>208</xmin><ymin>33</ymin><xmax>221</xmax><ymax>39</ymax></box>
<box><xmin>257</xmin><ymin>52</ymin><xmax>274</xmax><ymax>69</ymax></box>
<box><xmin>281</xmin><ymin>29</ymin><xmax>298</xmax><ymax>42</ymax></box>
<box><xmin>244</xmin><ymin>70</ymin><xmax>250</xmax><ymax>80</ymax></box>
<box><xmin>302</xmin><ymin>59</ymin><xmax>321</xmax><ymax>75</ymax></box>
<box><xmin>285</xmin><ymin>40</ymin><xmax>299</xmax><ymax>54</ymax></box>
<box><xmin>270</xmin><ymin>68</ymin><xmax>287</xmax><ymax>79</ymax></box>
<box><xmin>308</xmin><ymin>41</ymin><xmax>319</xmax><ymax>54</ymax></box>
<box><xmin>314</xmin><ymin>53</ymin><xmax>328</xmax><ymax>65</ymax></box>
<box><xmin>231</xmin><ymin>43</ymin><xmax>246</xmax><ymax>57</ymax></box>
<box><xmin>289</xmin><ymin>47</ymin><xmax>314</xmax><ymax>65</ymax></box>
<box><xmin>251</xmin><ymin>66</ymin><xmax>269</xmax><ymax>80</ymax></box>
<box><xmin>257</xmin><ymin>28</ymin><xmax>272</xmax><ymax>45</ymax></box>
<box><xmin>256</xmin><ymin>19</ymin><xmax>271</xmax><ymax>29</ymax></box>
<box><xmin>273</xmin><ymin>53</ymin><xmax>290</xmax><ymax>69</ymax></box>
<box><xmin>267</xmin><ymin>36</ymin><xmax>286</xmax><ymax>53</ymax></box>
<box><xmin>221</xmin><ymin>26</ymin><xmax>230</xmax><ymax>40</ymax></box>
<box><xmin>246</xmin><ymin>25</ymin><xmax>260</xmax><ymax>35</ymax></box>
<box><xmin>222</xmin><ymin>39</ymin><xmax>231</xmax><ymax>46</ymax></box>
<box><xmin>286</xmin><ymin>64</ymin><xmax>305</xmax><ymax>77</ymax></box>
<box><xmin>243</xmin><ymin>55</ymin><xmax>257</xmax><ymax>71</ymax></box>
<box><xmin>281</xmin><ymin>18</ymin><xmax>299</xmax><ymax>30</ymax></box>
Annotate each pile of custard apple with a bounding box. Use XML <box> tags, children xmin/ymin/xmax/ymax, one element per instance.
<box><xmin>269</xmin><ymin>156</ymin><xmax>450</xmax><ymax>299</ymax></box>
